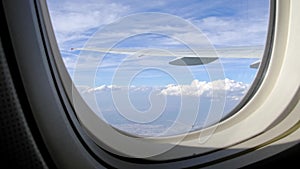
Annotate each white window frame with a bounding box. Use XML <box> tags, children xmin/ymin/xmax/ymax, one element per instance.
<box><xmin>47</xmin><ymin>0</ymin><xmax>300</xmax><ymax>161</ymax></box>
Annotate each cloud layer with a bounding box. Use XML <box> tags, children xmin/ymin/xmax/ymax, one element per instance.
<box><xmin>79</xmin><ymin>78</ymin><xmax>249</xmax><ymax>99</ymax></box>
<box><xmin>47</xmin><ymin>0</ymin><xmax>129</xmax><ymax>50</ymax></box>
<box><xmin>160</xmin><ymin>78</ymin><xmax>248</xmax><ymax>99</ymax></box>
<box><xmin>76</xmin><ymin>78</ymin><xmax>250</xmax><ymax>136</ymax></box>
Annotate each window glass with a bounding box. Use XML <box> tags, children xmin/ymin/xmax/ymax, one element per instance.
<box><xmin>47</xmin><ymin>0</ymin><xmax>270</xmax><ymax>137</ymax></box>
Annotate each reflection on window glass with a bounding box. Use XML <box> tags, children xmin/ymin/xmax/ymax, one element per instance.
<box><xmin>47</xmin><ymin>0</ymin><xmax>270</xmax><ymax>137</ymax></box>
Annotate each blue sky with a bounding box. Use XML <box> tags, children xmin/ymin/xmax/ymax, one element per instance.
<box><xmin>47</xmin><ymin>0</ymin><xmax>269</xmax><ymax>85</ymax></box>
<box><xmin>47</xmin><ymin>0</ymin><xmax>270</xmax><ymax>136</ymax></box>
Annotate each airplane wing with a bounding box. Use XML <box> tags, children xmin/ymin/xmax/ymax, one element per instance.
<box><xmin>71</xmin><ymin>46</ymin><xmax>264</xmax><ymax>68</ymax></box>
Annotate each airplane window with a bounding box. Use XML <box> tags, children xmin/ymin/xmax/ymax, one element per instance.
<box><xmin>46</xmin><ymin>0</ymin><xmax>270</xmax><ymax>137</ymax></box>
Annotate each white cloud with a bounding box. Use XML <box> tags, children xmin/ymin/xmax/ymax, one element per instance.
<box><xmin>193</xmin><ymin>15</ymin><xmax>269</xmax><ymax>46</ymax></box>
<box><xmin>47</xmin><ymin>0</ymin><xmax>269</xmax><ymax>52</ymax></box>
<box><xmin>82</xmin><ymin>85</ymin><xmax>157</xmax><ymax>94</ymax></box>
<box><xmin>47</xmin><ymin>0</ymin><xmax>130</xmax><ymax>50</ymax></box>
<box><xmin>78</xmin><ymin>78</ymin><xmax>249</xmax><ymax>100</ymax></box>
<box><xmin>83</xmin><ymin>14</ymin><xmax>210</xmax><ymax>49</ymax></box>
<box><xmin>160</xmin><ymin>78</ymin><xmax>249</xmax><ymax>99</ymax></box>
<box><xmin>88</xmin><ymin>85</ymin><xmax>123</xmax><ymax>92</ymax></box>
<box><xmin>76</xmin><ymin>84</ymin><xmax>124</xmax><ymax>93</ymax></box>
